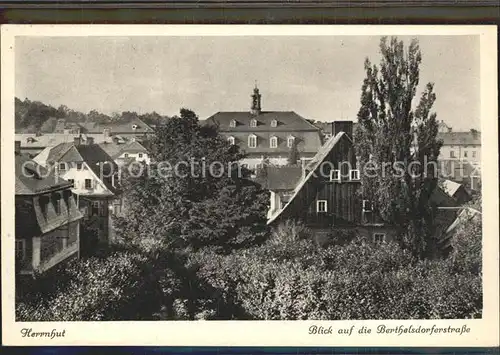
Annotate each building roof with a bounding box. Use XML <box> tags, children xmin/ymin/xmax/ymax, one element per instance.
<box><xmin>15</xmin><ymin>133</ymin><xmax>108</xmax><ymax>150</ymax></box>
<box><xmin>441</xmin><ymin>179</ymin><xmax>463</xmax><ymax>197</ymax></box>
<box><xmin>437</xmin><ymin>131</ymin><xmax>481</xmax><ymax>146</ymax></box>
<box><xmin>99</xmin><ymin>140</ymin><xmax>148</xmax><ymax>159</ymax></box>
<box><xmin>15</xmin><ymin>153</ymin><xmax>73</xmax><ymax>195</ymax></box>
<box><xmin>36</xmin><ymin>143</ymin><xmax>120</xmax><ymax>195</ymax></box>
<box><xmin>267</xmin><ymin>132</ymin><xmax>349</xmax><ymax>224</ymax></box>
<box><xmin>206</xmin><ymin>111</ymin><xmax>320</xmax><ymax>132</ymax></box>
<box><xmin>254</xmin><ymin>166</ymin><xmax>303</xmax><ymax>191</ymax></box>
<box><xmin>78</xmin><ymin>117</ymin><xmax>154</xmax><ymax>134</ymax></box>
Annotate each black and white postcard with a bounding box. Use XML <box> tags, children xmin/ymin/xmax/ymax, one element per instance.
<box><xmin>1</xmin><ymin>25</ymin><xmax>498</xmax><ymax>347</ymax></box>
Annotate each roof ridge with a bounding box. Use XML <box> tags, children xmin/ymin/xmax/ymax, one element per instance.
<box><xmin>267</xmin><ymin>132</ymin><xmax>345</xmax><ymax>225</ymax></box>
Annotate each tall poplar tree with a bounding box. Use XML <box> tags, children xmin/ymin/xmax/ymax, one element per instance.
<box><xmin>354</xmin><ymin>37</ymin><xmax>443</xmax><ymax>259</ymax></box>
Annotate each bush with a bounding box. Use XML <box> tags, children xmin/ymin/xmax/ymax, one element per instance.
<box><xmin>188</xmin><ymin>232</ymin><xmax>482</xmax><ymax>320</ymax></box>
<box><xmin>16</xmin><ymin>250</ymin><xmax>163</xmax><ymax>321</ymax></box>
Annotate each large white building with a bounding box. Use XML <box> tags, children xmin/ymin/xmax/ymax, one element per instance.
<box><xmin>436</xmin><ymin>122</ymin><xmax>481</xmax><ymax>190</ymax></box>
<box><xmin>205</xmin><ymin>86</ymin><xmax>323</xmax><ymax>169</ymax></box>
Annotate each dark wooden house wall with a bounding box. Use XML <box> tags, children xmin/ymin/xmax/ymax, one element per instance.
<box><xmin>279</xmin><ymin>134</ymin><xmax>364</xmax><ymax>228</ymax></box>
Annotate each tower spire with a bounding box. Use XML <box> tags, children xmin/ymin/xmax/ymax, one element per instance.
<box><xmin>251</xmin><ymin>82</ymin><xmax>262</xmax><ymax>115</ymax></box>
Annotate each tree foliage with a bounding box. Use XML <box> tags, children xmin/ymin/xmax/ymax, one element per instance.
<box><xmin>15</xmin><ymin>97</ymin><xmax>170</xmax><ymax>132</ymax></box>
<box><xmin>354</xmin><ymin>37</ymin><xmax>443</xmax><ymax>258</ymax></box>
<box><xmin>113</xmin><ymin>108</ymin><xmax>269</xmax><ymax>253</ymax></box>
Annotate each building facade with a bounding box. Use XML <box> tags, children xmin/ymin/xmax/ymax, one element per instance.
<box><xmin>266</xmin><ymin>121</ymin><xmax>398</xmax><ymax>245</ymax></box>
<box><xmin>205</xmin><ymin>86</ymin><xmax>323</xmax><ymax>169</ymax></box>
<box><xmin>33</xmin><ymin>138</ymin><xmax>121</xmax><ymax>247</ymax></box>
<box><xmin>15</xmin><ymin>143</ymin><xmax>83</xmax><ymax>276</ymax></box>
<box><xmin>436</xmin><ymin>128</ymin><xmax>481</xmax><ymax>190</ymax></box>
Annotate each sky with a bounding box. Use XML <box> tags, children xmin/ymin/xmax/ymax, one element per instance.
<box><xmin>15</xmin><ymin>35</ymin><xmax>480</xmax><ymax>130</ymax></box>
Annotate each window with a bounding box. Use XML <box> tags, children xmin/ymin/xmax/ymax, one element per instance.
<box><xmin>230</xmin><ymin>119</ymin><xmax>237</xmax><ymax>128</ymax></box>
<box><xmin>350</xmin><ymin>169</ymin><xmax>360</xmax><ymax>181</ymax></box>
<box><xmin>227</xmin><ymin>136</ymin><xmax>235</xmax><ymax>145</ymax></box>
<box><xmin>464</xmin><ymin>151</ymin><xmax>468</xmax><ymax>158</ymax></box>
<box><xmin>53</xmin><ymin>195</ymin><xmax>62</xmax><ymax>214</ymax></box>
<box><xmin>248</xmin><ymin>135</ymin><xmax>257</xmax><ymax>148</ymax></box>
<box><xmin>450</xmin><ymin>151</ymin><xmax>456</xmax><ymax>158</ymax></box>
<box><xmin>91</xmin><ymin>201</ymin><xmax>99</xmax><ymax>216</ymax></box>
<box><xmin>271</xmin><ymin>119</ymin><xmax>278</xmax><ymax>128</ymax></box>
<box><xmin>85</xmin><ymin>179</ymin><xmax>92</xmax><ymax>189</ymax></box>
<box><xmin>287</xmin><ymin>136</ymin><xmax>295</xmax><ymax>148</ymax></box>
<box><xmin>132</xmin><ymin>124</ymin><xmax>138</xmax><ymax>130</ymax></box>
<box><xmin>316</xmin><ymin>200</ymin><xmax>328</xmax><ymax>213</ymax></box>
<box><xmin>15</xmin><ymin>239</ymin><xmax>26</xmax><ymax>260</ymax></box>
<box><xmin>373</xmin><ymin>233</ymin><xmax>386</xmax><ymax>244</ymax></box>
<box><xmin>67</xmin><ymin>179</ymin><xmax>75</xmax><ymax>185</ymax></box>
<box><xmin>138</xmin><ymin>153</ymin><xmax>143</xmax><ymax>158</ymax></box>
<box><xmin>250</xmin><ymin>119</ymin><xmax>257</xmax><ymax>128</ymax></box>
<box><xmin>472</xmin><ymin>151</ymin><xmax>477</xmax><ymax>158</ymax></box>
<box><xmin>59</xmin><ymin>162</ymin><xmax>67</xmax><ymax>171</ymax></box>
<box><xmin>330</xmin><ymin>169</ymin><xmax>341</xmax><ymax>182</ymax></box>
<box><xmin>76</xmin><ymin>162</ymin><xmax>83</xmax><ymax>170</ymax></box>
<box><xmin>124</xmin><ymin>153</ymin><xmax>129</xmax><ymax>158</ymax></box>
<box><xmin>270</xmin><ymin>136</ymin><xmax>278</xmax><ymax>148</ymax></box>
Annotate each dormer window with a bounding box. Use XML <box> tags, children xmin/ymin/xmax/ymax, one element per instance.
<box><xmin>248</xmin><ymin>134</ymin><xmax>257</xmax><ymax>148</ymax></box>
<box><xmin>250</xmin><ymin>119</ymin><xmax>257</xmax><ymax>128</ymax></box>
<box><xmin>59</xmin><ymin>162</ymin><xmax>67</xmax><ymax>171</ymax></box>
<box><xmin>230</xmin><ymin>119</ymin><xmax>237</xmax><ymax>128</ymax></box>
<box><xmin>287</xmin><ymin>136</ymin><xmax>295</xmax><ymax>148</ymax></box>
<box><xmin>350</xmin><ymin>169</ymin><xmax>360</xmax><ymax>181</ymax></box>
<box><xmin>227</xmin><ymin>136</ymin><xmax>235</xmax><ymax>145</ymax></box>
<box><xmin>271</xmin><ymin>119</ymin><xmax>278</xmax><ymax>128</ymax></box>
<box><xmin>330</xmin><ymin>169</ymin><xmax>341</xmax><ymax>182</ymax></box>
<box><xmin>270</xmin><ymin>136</ymin><xmax>278</xmax><ymax>148</ymax></box>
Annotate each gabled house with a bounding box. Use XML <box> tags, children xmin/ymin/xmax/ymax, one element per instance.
<box><xmin>33</xmin><ymin>138</ymin><xmax>121</xmax><ymax>246</ymax></box>
<box><xmin>205</xmin><ymin>86</ymin><xmax>323</xmax><ymax>169</ymax></box>
<box><xmin>99</xmin><ymin>140</ymin><xmax>150</xmax><ymax>166</ymax></box>
<box><xmin>15</xmin><ymin>141</ymin><xmax>83</xmax><ymax>276</ymax></box>
<box><xmin>267</xmin><ymin>121</ymin><xmax>395</xmax><ymax>244</ymax></box>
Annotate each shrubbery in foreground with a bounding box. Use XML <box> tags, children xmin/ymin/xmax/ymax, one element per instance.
<box><xmin>186</xmin><ymin>220</ymin><xmax>482</xmax><ymax>320</ymax></box>
<box><xmin>16</xmin><ymin>249</ymin><xmax>162</xmax><ymax>321</ymax></box>
<box><xmin>16</xmin><ymin>218</ymin><xmax>482</xmax><ymax>321</ymax></box>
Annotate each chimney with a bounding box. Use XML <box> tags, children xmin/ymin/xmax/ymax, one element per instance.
<box><xmin>74</xmin><ymin>136</ymin><xmax>81</xmax><ymax>146</ymax></box>
<box><xmin>15</xmin><ymin>140</ymin><xmax>21</xmax><ymax>155</ymax></box>
<box><xmin>331</xmin><ymin>121</ymin><xmax>354</xmax><ymax>139</ymax></box>
<box><xmin>87</xmin><ymin>137</ymin><xmax>94</xmax><ymax>145</ymax></box>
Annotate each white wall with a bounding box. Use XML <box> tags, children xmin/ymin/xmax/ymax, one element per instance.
<box><xmin>117</xmin><ymin>151</ymin><xmax>150</xmax><ymax>164</ymax></box>
<box><xmin>439</xmin><ymin>144</ymin><xmax>481</xmax><ymax>162</ymax></box>
<box><xmin>56</xmin><ymin>162</ymin><xmax>114</xmax><ymax>196</ymax></box>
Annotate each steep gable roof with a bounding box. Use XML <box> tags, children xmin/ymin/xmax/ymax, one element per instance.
<box><xmin>99</xmin><ymin>140</ymin><xmax>148</xmax><ymax>159</ymax></box>
<box><xmin>35</xmin><ymin>143</ymin><xmax>120</xmax><ymax>195</ymax></box>
<box><xmin>267</xmin><ymin>132</ymin><xmax>350</xmax><ymax>224</ymax></box>
<box><xmin>15</xmin><ymin>153</ymin><xmax>72</xmax><ymax>195</ymax></box>
<box><xmin>206</xmin><ymin>111</ymin><xmax>320</xmax><ymax>132</ymax></box>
